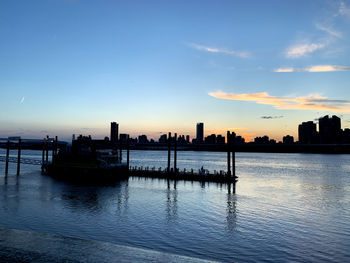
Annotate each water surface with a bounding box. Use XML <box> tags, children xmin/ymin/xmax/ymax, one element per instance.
<box><xmin>0</xmin><ymin>150</ymin><xmax>349</xmax><ymax>262</ymax></box>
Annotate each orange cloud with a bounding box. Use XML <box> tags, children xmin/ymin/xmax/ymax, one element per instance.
<box><xmin>208</xmin><ymin>91</ymin><xmax>350</xmax><ymax>113</ymax></box>
<box><xmin>274</xmin><ymin>65</ymin><xmax>350</xmax><ymax>72</ymax></box>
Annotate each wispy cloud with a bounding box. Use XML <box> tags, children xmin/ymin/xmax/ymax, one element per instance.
<box><xmin>285</xmin><ymin>42</ymin><xmax>326</xmax><ymax>58</ymax></box>
<box><xmin>274</xmin><ymin>65</ymin><xmax>350</xmax><ymax>72</ymax></box>
<box><xmin>261</xmin><ymin>116</ymin><xmax>284</xmax><ymax>119</ymax></box>
<box><xmin>189</xmin><ymin>43</ymin><xmax>251</xmax><ymax>58</ymax></box>
<box><xmin>208</xmin><ymin>91</ymin><xmax>350</xmax><ymax>113</ymax></box>
<box><xmin>339</xmin><ymin>2</ymin><xmax>350</xmax><ymax>16</ymax></box>
<box><xmin>20</xmin><ymin>97</ymin><xmax>25</xmax><ymax>104</ymax></box>
<box><xmin>316</xmin><ymin>24</ymin><xmax>342</xmax><ymax>38</ymax></box>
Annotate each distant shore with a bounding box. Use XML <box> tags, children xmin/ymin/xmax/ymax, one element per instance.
<box><xmin>1</xmin><ymin>142</ymin><xmax>350</xmax><ymax>154</ymax></box>
<box><xmin>130</xmin><ymin>143</ymin><xmax>350</xmax><ymax>154</ymax></box>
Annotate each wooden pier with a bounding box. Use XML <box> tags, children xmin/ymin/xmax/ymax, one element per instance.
<box><xmin>126</xmin><ymin>130</ymin><xmax>238</xmax><ymax>184</ymax></box>
<box><xmin>1</xmin><ymin>131</ymin><xmax>238</xmax><ymax>187</ymax></box>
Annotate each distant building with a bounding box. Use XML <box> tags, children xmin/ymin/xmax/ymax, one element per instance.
<box><xmin>186</xmin><ymin>135</ymin><xmax>190</xmax><ymax>143</ymax></box>
<box><xmin>159</xmin><ymin>134</ymin><xmax>167</xmax><ymax>144</ymax></box>
<box><xmin>269</xmin><ymin>139</ymin><xmax>276</xmax><ymax>144</ymax></box>
<box><xmin>204</xmin><ymin>134</ymin><xmax>216</xmax><ymax>144</ymax></box>
<box><xmin>196</xmin><ymin>123</ymin><xmax>204</xmax><ymax>144</ymax></box>
<box><xmin>283</xmin><ymin>135</ymin><xmax>294</xmax><ymax>144</ymax></box>
<box><xmin>298</xmin><ymin>121</ymin><xmax>318</xmax><ymax>144</ymax></box>
<box><xmin>119</xmin><ymin>133</ymin><xmax>128</xmax><ymax>144</ymax></box>
<box><xmin>254</xmin><ymin>136</ymin><xmax>269</xmax><ymax>144</ymax></box>
<box><xmin>319</xmin><ymin>115</ymin><xmax>342</xmax><ymax>144</ymax></box>
<box><xmin>178</xmin><ymin>135</ymin><xmax>186</xmax><ymax>144</ymax></box>
<box><xmin>217</xmin><ymin>135</ymin><xmax>225</xmax><ymax>144</ymax></box>
<box><xmin>343</xmin><ymin>129</ymin><xmax>350</xmax><ymax>144</ymax></box>
<box><xmin>110</xmin><ymin>122</ymin><xmax>119</xmax><ymax>144</ymax></box>
<box><xmin>138</xmin><ymin>135</ymin><xmax>148</xmax><ymax>144</ymax></box>
<box><xmin>235</xmin><ymin>135</ymin><xmax>245</xmax><ymax>145</ymax></box>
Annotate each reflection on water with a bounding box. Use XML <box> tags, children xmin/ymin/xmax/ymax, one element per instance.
<box><xmin>226</xmin><ymin>193</ymin><xmax>237</xmax><ymax>232</ymax></box>
<box><xmin>166</xmin><ymin>179</ymin><xmax>178</xmax><ymax>223</ymax></box>
<box><xmin>0</xmin><ymin>150</ymin><xmax>350</xmax><ymax>262</ymax></box>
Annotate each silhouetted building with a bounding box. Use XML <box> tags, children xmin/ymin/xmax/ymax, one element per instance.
<box><xmin>298</xmin><ymin>121</ymin><xmax>318</xmax><ymax>144</ymax></box>
<box><xmin>319</xmin><ymin>115</ymin><xmax>342</xmax><ymax>144</ymax></box>
<box><xmin>217</xmin><ymin>135</ymin><xmax>225</xmax><ymax>144</ymax></box>
<box><xmin>254</xmin><ymin>136</ymin><xmax>269</xmax><ymax>144</ymax></box>
<box><xmin>159</xmin><ymin>134</ymin><xmax>167</xmax><ymax>144</ymax></box>
<box><xmin>283</xmin><ymin>135</ymin><xmax>294</xmax><ymax>144</ymax></box>
<box><xmin>178</xmin><ymin>135</ymin><xmax>186</xmax><ymax>144</ymax></box>
<box><xmin>205</xmin><ymin>134</ymin><xmax>216</xmax><ymax>144</ymax></box>
<box><xmin>138</xmin><ymin>135</ymin><xmax>148</xmax><ymax>144</ymax></box>
<box><xmin>343</xmin><ymin>129</ymin><xmax>350</xmax><ymax>144</ymax></box>
<box><xmin>186</xmin><ymin>135</ymin><xmax>190</xmax><ymax>143</ymax></box>
<box><xmin>235</xmin><ymin>136</ymin><xmax>245</xmax><ymax>145</ymax></box>
<box><xmin>196</xmin><ymin>123</ymin><xmax>204</xmax><ymax>144</ymax></box>
<box><xmin>119</xmin><ymin>133</ymin><xmax>128</xmax><ymax>144</ymax></box>
<box><xmin>110</xmin><ymin>122</ymin><xmax>119</xmax><ymax>144</ymax></box>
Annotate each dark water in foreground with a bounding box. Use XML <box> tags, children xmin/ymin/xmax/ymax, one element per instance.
<box><xmin>0</xmin><ymin>150</ymin><xmax>350</xmax><ymax>262</ymax></box>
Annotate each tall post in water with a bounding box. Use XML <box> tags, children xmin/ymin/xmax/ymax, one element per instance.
<box><xmin>231</xmin><ymin>132</ymin><xmax>236</xmax><ymax>178</ymax></box>
<box><xmin>51</xmin><ymin>137</ymin><xmax>55</xmax><ymax>161</ymax></box>
<box><xmin>126</xmin><ymin>135</ymin><xmax>130</xmax><ymax>169</ymax></box>
<box><xmin>17</xmin><ymin>138</ymin><xmax>21</xmax><ymax>175</ymax></box>
<box><xmin>46</xmin><ymin>135</ymin><xmax>49</xmax><ymax>163</ymax></box>
<box><xmin>167</xmin><ymin>132</ymin><xmax>171</xmax><ymax>173</ymax></box>
<box><xmin>119</xmin><ymin>137</ymin><xmax>122</xmax><ymax>162</ymax></box>
<box><xmin>55</xmin><ymin>136</ymin><xmax>58</xmax><ymax>156</ymax></box>
<box><xmin>174</xmin><ymin>133</ymin><xmax>177</xmax><ymax>173</ymax></box>
<box><xmin>226</xmin><ymin>131</ymin><xmax>231</xmax><ymax>176</ymax></box>
<box><xmin>5</xmin><ymin>141</ymin><xmax>10</xmax><ymax>175</ymax></box>
<box><xmin>41</xmin><ymin>139</ymin><xmax>45</xmax><ymax>172</ymax></box>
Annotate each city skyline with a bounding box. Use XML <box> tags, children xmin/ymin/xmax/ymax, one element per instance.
<box><xmin>1</xmin><ymin>1</ymin><xmax>350</xmax><ymax>141</ymax></box>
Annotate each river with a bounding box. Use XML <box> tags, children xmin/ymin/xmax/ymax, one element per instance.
<box><xmin>0</xmin><ymin>149</ymin><xmax>349</xmax><ymax>262</ymax></box>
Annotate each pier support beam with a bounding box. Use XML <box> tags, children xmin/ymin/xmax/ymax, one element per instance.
<box><xmin>17</xmin><ymin>138</ymin><xmax>21</xmax><ymax>175</ymax></box>
<box><xmin>167</xmin><ymin>132</ymin><xmax>171</xmax><ymax>173</ymax></box>
<box><xmin>119</xmin><ymin>137</ymin><xmax>122</xmax><ymax>162</ymax></box>
<box><xmin>231</xmin><ymin>133</ymin><xmax>236</xmax><ymax>178</ymax></box>
<box><xmin>174</xmin><ymin>133</ymin><xmax>177</xmax><ymax>173</ymax></box>
<box><xmin>126</xmin><ymin>135</ymin><xmax>130</xmax><ymax>169</ymax></box>
<box><xmin>227</xmin><ymin>131</ymin><xmax>231</xmax><ymax>176</ymax></box>
<box><xmin>46</xmin><ymin>135</ymin><xmax>49</xmax><ymax>163</ymax></box>
<box><xmin>42</xmin><ymin>140</ymin><xmax>45</xmax><ymax>172</ymax></box>
<box><xmin>5</xmin><ymin>141</ymin><xmax>10</xmax><ymax>175</ymax></box>
<box><xmin>55</xmin><ymin>136</ymin><xmax>58</xmax><ymax>156</ymax></box>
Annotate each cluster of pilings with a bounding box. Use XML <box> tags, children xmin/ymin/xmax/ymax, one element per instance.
<box><xmin>3</xmin><ymin>138</ymin><xmax>22</xmax><ymax>175</ymax></box>
<box><xmin>227</xmin><ymin>131</ymin><xmax>236</xmax><ymax>177</ymax></box>
<box><xmin>167</xmin><ymin>132</ymin><xmax>179</xmax><ymax>173</ymax></box>
<box><xmin>41</xmin><ymin>136</ymin><xmax>60</xmax><ymax>173</ymax></box>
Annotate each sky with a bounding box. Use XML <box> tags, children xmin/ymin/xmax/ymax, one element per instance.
<box><xmin>1</xmin><ymin>0</ymin><xmax>350</xmax><ymax>142</ymax></box>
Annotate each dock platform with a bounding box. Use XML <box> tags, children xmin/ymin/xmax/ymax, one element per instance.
<box><xmin>129</xmin><ymin>166</ymin><xmax>238</xmax><ymax>184</ymax></box>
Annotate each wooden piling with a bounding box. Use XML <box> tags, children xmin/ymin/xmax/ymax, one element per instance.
<box><xmin>5</xmin><ymin>141</ymin><xmax>10</xmax><ymax>175</ymax></box>
<box><xmin>46</xmin><ymin>136</ymin><xmax>49</xmax><ymax>163</ymax></box>
<box><xmin>51</xmin><ymin>137</ymin><xmax>55</xmax><ymax>160</ymax></box>
<box><xmin>174</xmin><ymin>133</ymin><xmax>177</xmax><ymax>173</ymax></box>
<box><xmin>17</xmin><ymin>138</ymin><xmax>21</xmax><ymax>175</ymax></box>
<box><xmin>55</xmin><ymin>136</ymin><xmax>58</xmax><ymax>156</ymax></box>
<box><xmin>126</xmin><ymin>135</ymin><xmax>130</xmax><ymax>169</ymax></box>
<box><xmin>167</xmin><ymin>132</ymin><xmax>171</xmax><ymax>172</ymax></box>
<box><xmin>231</xmin><ymin>133</ymin><xmax>236</xmax><ymax>177</ymax></box>
<box><xmin>42</xmin><ymin>140</ymin><xmax>45</xmax><ymax>172</ymax></box>
<box><xmin>227</xmin><ymin>131</ymin><xmax>231</xmax><ymax>176</ymax></box>
<box><xmin>119</xmin><ymin>138</ymin><xmax>122</xmax><ymax>161</ymax></box>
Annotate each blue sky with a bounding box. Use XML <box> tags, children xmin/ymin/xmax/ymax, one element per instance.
<box><xmin>1</xmin><ymin>0</ymin><xmax>350</xmax><ymax>141</ymax></box>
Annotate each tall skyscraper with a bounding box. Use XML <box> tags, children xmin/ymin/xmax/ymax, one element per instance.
<box><xmin>196</xmin><ymin>122</ymin><xmax>204</xmax><ymax>143</ymax></box>
<box><xmin>110</xmin><ymin>122</ymin><xmax>119</xmax><ymax>144</ymax></box>
<box><xmin>319</xmin><ymin>115</ymin><xmax>341</xmax><ymax>144</ymax></box>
